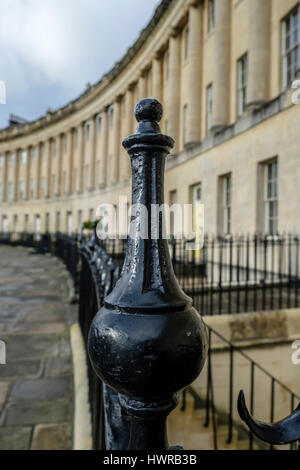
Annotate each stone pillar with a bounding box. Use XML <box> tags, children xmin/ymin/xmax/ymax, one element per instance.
<box><xmin>99</xmin><ymin>108</ymin><xmax>108</xmax><ymax>188</ymax></box>
<box><xmin>186</xmin><ymin>1</ymin><xmax>202</xmax><ymax>146</ymax></box>
<box><xmin>14</xmin><ymin>150</ymin><xmax>20</xmax><ymax>201</ymax></box>
<box><xmin>167</xmin><ymin>29</ymin><xmax>181</xmax><ymax>153</ymax></box>
<box><xmin>78</xmin><ymin>124</ymin><xmax>85</xmax><ymax>193</ymax></box>
<box><xmin>120</xmin><ymin>88</ymin><xmax>133</xmax><ymax>182</ymax></box>
<box><xmin>88</xmin><ymin>117</ymin><xmax>96</xmax><ymax>190</ymax></box>
<box><xmin>55</xmin><ymin>135</ymin><xmax>62</xmax><ymax>196</ymax></box>
<box><xmin>68</xmin><ymin>129</ymin><xmax>74</xmax><ymax>195</ymax></box>
<box><xmin>36</xmin><ymin>144</ymin><xmax>41</xmax><ymax>199</ymax></box>
<box><xmin>110</xmin><ymin>98</ymin><xmax>121</xmax><ymax>186</ymax></box>
<box><xmin>138</xmin><ymin>72</ymin><xmax>147</xmax><ymax>101</ymax></box>
<box><xmin>3</xmin><ymin>152</ymin><xmax>8</xmax><ymax>202</ymax></box>
<box><xmin>212</xmin><ymin>0</ymin><xmax>230</xmax><ymax>132</ymax></box>
<box><xmin>45</xmin><ymin>139</ymin><xmax>51</xmax><ymax>198</ymax></box>
<box><xmin>152</xmin><ymin>54</ymin><xmax>162</xmax><ymax>102</ymax></box>
<box><xmin>247</xmin><ymin>0</ymin><xmax>270</xmax><ymax>108</ymax></box>
<box><xmin>25</xmin><ymin>146</ymin><xmax>31</xmax><ymax>200</ymax></box>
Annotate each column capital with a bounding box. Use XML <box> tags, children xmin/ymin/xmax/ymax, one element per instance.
<box><xmin>170</xmin><ymin>26</ymin><xmax>180</xmax><ymax>38</ymax></box>
<box><xmin>187</xmin><ymin>0</ymin><xmax>201</xmax><ymax>8</ymax></box>
<box><xmin>128</xmin><ymin>82</ymin><xmax>136</xmax><ymax>92</ymax></box>
<box><xmin>153</xmin><ymin>51</ymin><xmax>162</xmax><ymax>61</ymax></box>
<box><xmin>115</xmin><ymin>94</ymin><xmax>123</xmax><ymax>103</ymax></box>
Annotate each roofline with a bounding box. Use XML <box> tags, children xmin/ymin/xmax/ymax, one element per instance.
<box><xmin>0</xmin><ymin>0</ymin><xmax>173</xmax><ymax>140</ymax></box>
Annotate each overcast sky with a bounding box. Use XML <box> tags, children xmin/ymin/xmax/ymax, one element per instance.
<box><xmin>0</xmin><ymin>0</ymin><xmax>161</xmax><ymax>129</ymax></box>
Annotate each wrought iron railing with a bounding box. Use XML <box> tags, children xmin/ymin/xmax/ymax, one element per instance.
<box><xmin>96</xmin><ymin>234</ymin><xmax>300</xmax><ymax>316</ymax></box>
<box><xmin>183</xmin><ymin>325</ymin><xmax>300</xmax><ymax>451</ymax></box>
<box><xmin>0</xmin><ymin>99</ymin><xmax>299</xmax><ymax>450</ymax></box>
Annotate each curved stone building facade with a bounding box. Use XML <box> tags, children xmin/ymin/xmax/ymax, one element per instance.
<box><xmin>0</xmin><ymin>0</ymin><xmax>299</xmax><ymax>235</ymax></box>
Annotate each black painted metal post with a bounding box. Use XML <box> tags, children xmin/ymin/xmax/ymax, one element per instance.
<box><xmin>88</xmin><ymin>99</ymin><xmax>208</xmax><ymax>450</ymax></box>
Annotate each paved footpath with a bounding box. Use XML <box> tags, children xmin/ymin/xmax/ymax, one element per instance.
<box><xmin>0</xmin><ymin>245</ymin><xmax>76</xmax><ymax>450</ymax></box>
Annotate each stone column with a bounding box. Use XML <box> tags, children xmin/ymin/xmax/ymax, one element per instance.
<box><xmin>167</xmin><ymin>29</ymin><xmax>181</xmax><ymax>153</ymax></box>
<box><xmin>68</xmin><ymin>129</ymin><xmax>74</xmax><ymax>195</ymax></box>
<box><xmin>152</xmin><ymin>54</ymin><xmax>162</xmax><ymax>102</ymax></box>
<box><xmin>3</xmin><ymin>152</ymin><xmax>8</xmax><ymax>202</ymax></box>
<box><xmin>120</xmin><ymin>88</ymin><xmax>133</xmax><ymax>182</ymax></box>
<box><xmin>25</xmin><ymin>146</ymin><xmax>31</xmax><ymax>200</ymax></box>
<box><xmin>247</xmin><ymin>0</ymin><xmax>270</xmax><ymax>108</ymax></box>
<box><xmin>36</xmin><ymin>144</ymin><xmax>41</xmax><ymax>199</ymax></box>
<box><xmin>78</xmin><ymin>124</ymin><xmax>85</xmax><ymax>193</ymax></box>
<box><xmin>186</xmin><ymin>1</ymin><xmax>202</xmax><ymax>146</ymax></box>
<box><xmin>110</xmin><ymin>98</ymin><xmax>121</xmax><ymax>186</ymax></box>
<box><xmin>14</xmin><ymin>150</ymin><xmax>20</xmax><ymax>201</ymax></box>
<box><xmin>138</xmin><ymin>72</ymin><xmax>147</xmax><ymax>101</ymax></box>
<box><xmin>88</xmin><ymin>117</ymin><xmax>96</xmax><ymax>190</ymax></box>
<box><xmin>55</xmin><ymin>135</ymin><xmax>62</xmax><ymax>196</ymax></box>
<box><xmin>45</xmin><ymin>139</ymin><xmax>51</xmax><ymax>198</ymax></box>
<box><xmin>212</xmin><ymin>0</ymin><xmax>230</xmax><ymax>132</ymax></box>
<box><xmin>99</xmin><ymin>108</ymin><xmax>108</xmax><ymax>188</ymax></box>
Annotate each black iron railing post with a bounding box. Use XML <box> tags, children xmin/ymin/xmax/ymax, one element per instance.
<box><xmin>88</xmin><ymin>99</ymin><xmax>208</xmax><ymax>450</ymax></box>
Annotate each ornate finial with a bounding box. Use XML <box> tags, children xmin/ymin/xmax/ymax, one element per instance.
<box><xmin>123</xmin><ymin>98</ymin><xmax>174</xmax><ymax>151</ymax></box>
<box><xmin>134</xmin><ymin>98</ymin><xmax>163</xmax><ymax>123</ymax></box>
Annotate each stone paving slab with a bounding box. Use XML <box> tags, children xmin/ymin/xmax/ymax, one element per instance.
<box><xmin>0</xmin><ymin>245</ymin><xmax>76</xmax><ymax>450</ymax></box>
<box><xmin>0</xmin><ymin>321</ymin><xmax>67</xmax><ymax>335</ymax></box>
<box><xmin>31</xmin><ymin>423</ymin><xmax>72</xmax><ymax>450</ymax></box>
<box><xmin>0</xmin><ymin>426</ymin><xmax>32</xmax><ymax>450</ymax></box>
<box><xmin>0</xmin><ymin>383</ymin><xmax>11</xmax><ymax>413</ymax></box>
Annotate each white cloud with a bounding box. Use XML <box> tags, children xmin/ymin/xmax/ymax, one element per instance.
<box><xmin>0</xmin><ymin>0</ymin><xmax>161</xmax><ymax>127</ymax></box>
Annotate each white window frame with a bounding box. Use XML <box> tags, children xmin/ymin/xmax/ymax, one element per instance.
<box><xmin>222</xmin><ymin>174</ymin><xmax>232</xmax><ymax>235</ymax></box>
<box><xmin>281</xmin><ymin>5</ymin><xmax>300</xmax><ymax>90</ymax></box>
<box><xmin>264</xmin><ymin>160</ymin><xmax>278</xmax><ymax>235</ymax></box>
